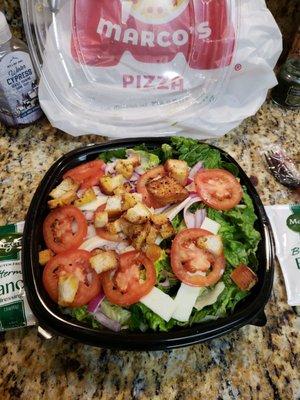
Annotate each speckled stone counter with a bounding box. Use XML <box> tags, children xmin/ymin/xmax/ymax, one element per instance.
<box><xmin>0</xmin><ymin>101</ymin><xmax>299</xmax><ymax>400</ymax></box>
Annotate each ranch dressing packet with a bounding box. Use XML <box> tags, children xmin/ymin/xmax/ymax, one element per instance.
<box><xmin>265</xmin><ymin>204</ymin><xmax>300</xmax><ymax>306</ymax></box>
<box><xmin>0</xmin><ymin>222</ymin><xmax>35</xmax><ymax>331</ymax></box>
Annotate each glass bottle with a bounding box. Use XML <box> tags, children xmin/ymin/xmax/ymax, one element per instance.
<box><xmin>0</xmin><ymin>11</ymin><xmax>43</xmax><ymax>127</ymax></box>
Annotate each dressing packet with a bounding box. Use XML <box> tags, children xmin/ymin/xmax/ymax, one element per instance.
<box><xmin>0</xmin><ymin>222</ymin><xmax>35</xmax><ymax>331</ymax></box>
<box><xmin>265</xmin><ymin>204</ymin><xmax>300</xmax><ymax>306</ymax></box>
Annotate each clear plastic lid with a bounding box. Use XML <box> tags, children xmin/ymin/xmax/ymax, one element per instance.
<box><xmin>20</xmin><ymin>0</ymin><xmax>240</xmax><ymax>134</ymax></box>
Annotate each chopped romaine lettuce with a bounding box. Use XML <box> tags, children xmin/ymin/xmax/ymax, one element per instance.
<box><xmin>61</xmin><ymin>306</ymin><xmax>101</xmax><ymax>329</ymax></box>
<box><xmin>126</xmin><ymin>149</ymin><xmax>160</xmax><ymax>171</ymax></box>
<box><xmin>171</xmin><ymin>213</ymin><xmax>186</xmax><ymax>232</ymax></box>
<box><xmin>154</xmin><ymin>250</ymin><xmax>178</xmax><ymax>293</ymax></box>
<box><xmin>98</xmin><ymin>148</ymin><xmax>126</xmax><ymax>162</ymax></box>
<box><xmin>129</xmin><ymin>303</ymin><xmax>176</xmax><ymax>332</ymax></box>
<box><xmin>100</xmin><ymin>299</ymin><xmax>131</xmax><ymax>325</ymax></box>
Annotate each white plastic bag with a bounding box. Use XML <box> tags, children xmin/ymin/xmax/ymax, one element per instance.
<box><xmin>37</xmin><ymin>0</ymin><xmax>282</xmax><ymax>138</ymax></box>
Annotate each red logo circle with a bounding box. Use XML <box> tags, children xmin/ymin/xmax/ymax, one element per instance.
<box><xmin>235</xmin><ymin>63</ymin><xmax>242</xmax><ymax>71</ymax></box>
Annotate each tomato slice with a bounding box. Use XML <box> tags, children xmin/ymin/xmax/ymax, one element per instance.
<box><xmin>102</xmin><ymin>251</ymin><xmax>156</xmax><ymax>306</ymax></box>
<box><xmin>195</xmin><ymin>169</ymin><xmax>243</xmax><ymax>211</ymax></box>
<box><xmin>43</xmin><ymin>205</ymin><xmax>87</xmax><ymax>253</ymax></box>
<box><xmin>43</xmin><ymin>249</ymin><xmax>101</xmax><ymax>307</ymax></box>
<box><xmin>63</xmin><ymin>160</ymin><xmax>105</xmax><ymax>189</ymax></box>
<box><xmin>137</xmin><ymin>166</ymin><xmax>166</xmax><ymax>208</ymax></box>
<box><xmin>171</xmin><ymin>228</ymin><xmax>226</xmax><ymax>287</ymax></box>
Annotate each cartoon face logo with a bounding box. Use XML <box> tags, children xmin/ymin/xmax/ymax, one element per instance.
<box><xmin>128</xmin><ymin>0</ymin><xmax>189</xmax><ymax>24</ymax></box>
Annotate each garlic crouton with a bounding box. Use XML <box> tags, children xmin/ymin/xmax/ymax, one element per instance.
<box><xmin>74</xmin><ymin>188</ymin><xmax>96</xmax><ymax>207</ymax></box>
<box><xmin>159</xmin><ymin>222</ymin><xmax>175</xmax><ymax>239</ymax></box>
<box><xmin>94</xmin><ymin>210</ymin><xmax>109</xmax><ymax>229</ymax></box>
<box><xmin>99</xmin><ymin>175</ymin><xmax>126</xmax><ymax>195</ymax></box>
<box><xmin>114</xmin><ymin>182</ymin><xmax>132</xmax><ymax>196</ymax></box>
<box><xmin>89</xmin><ymin>250</ymin><xmax>118</xmax><ymax>274</ymax></box>
<box><xmin>144</xmin><ymin>244</ymin><xmax>163</xmax><ymax>262</ymax></box>
<box><xmin>39</xmin><ymin>249</ymin><xmax>54</xmax><ymax>266</ymax></box>
<box><xmin>146</xmin><ymin>225</ymin><xmax>159</xmax><ymax>244</ymax></box>
<box><xmin>49</xmin><ymin>178</ymin><xmax>79</xmax><ymax>199</ymax></box>
<box><xmin>124</xmin><ymin>203</ymin><xmax>151</xmax><ymax>224</ymax></box>
<box><xmin>115</xmin><ymin>159</ymin><xmax>134</xmax><ymax>179</ymax></box>
<box><xmin>122</xmin><ymin>193</ymin><xmax>138</xmax><ymax>211</ymax></box>
<box><xmin>105</xmin><ymin>196</ymin><xmax>122</xmax><ymax>218</ymax></box>
<box><xmin>146</xmin><ymin>176</ymin><xmax>189</xmax><ymax>206</ymax></box>
<box><xmin>48</xmin><ymin>192</ymin><xmax>77</xmax><ymax>209</ymax></box>
<box><xmin>165</xmin><ymin>159</ymin><xmax>189</xmax><ymax>186</ymax></box>
<box><xmin>151</xmin><ymin>213</ymin><xmax>168</xmax><ymax>226</ymax></box>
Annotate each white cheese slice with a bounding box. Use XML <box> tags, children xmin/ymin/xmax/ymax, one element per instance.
<box><xmin>172</xmin><ymin>283</ymin><xmax>200</xmax><ymax>322</ymax></box>
<box><xmin>201</xmin><ymin>217</ymin><xmax>221</xmax><ymax>234</ymax></box>
<box><xmin>78</xmin><ymin>196</ymin><xmax>108</xmax><ymax>211</ymax></box>
<box><xmin>58</xmin><ymin>275</ymin><xmax>79</xmax><ymax>306</ymax></box>
<box><xmin>79</xmin><ymin>236</ymin><xmax>119</xmax><ymax>252</ymax></box>
<box><xmin>140</xmin><ymin>287</ymin><xmax>177</xmax><ymax>322</ymax></box>
<box><xmin>194</xmin><ymin>282</ymin><xmax>225</xmax><ymax>311</ymax></box>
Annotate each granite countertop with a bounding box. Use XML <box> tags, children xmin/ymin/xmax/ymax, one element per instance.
<box><xmin>0</xmin><ymin>101</ymin><xmax>299</xmax><ymax>400</ymax></box>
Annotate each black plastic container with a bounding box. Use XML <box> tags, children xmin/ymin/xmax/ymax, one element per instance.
<box><xmin>22</xmin><ymin>138</ymin><xmax>275</xmax><ymax>351</ymax></box>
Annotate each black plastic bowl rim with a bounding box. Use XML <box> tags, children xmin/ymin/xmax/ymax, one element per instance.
<box><xmin>22</xmin><ymin>137</ymin><xmax>275</xmax><ymax>351</ymax></box>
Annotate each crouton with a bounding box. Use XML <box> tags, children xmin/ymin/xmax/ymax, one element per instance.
<box><xmin>39</xmin><ymin>249</ymin><xmax>54</xmax><ymax>266</ymax></box>
<box><xmin>105</xmin><ymin>196</ymin><xmax>122</xmax><ymax>218</ymax></box>
<box><xmin>146</xmin><ymin>225</ymin><xmax>159</xmax><ymax>245</ymax></box>
<box><xmin>89</xmin><ymin>250</ymin><xmax>118</xmax><ymax>274</ymax></box>
<box><xmin>99</xmin><ymin>175</ymin><xmax>126</xmax><ymax>195</ymax></box>
<box><xmin>106</xmin><ymin>219</ymin><xmax>123</xmax><ymax>235</ymax></box>
<box><xmin>114</xmin><ymin>182</ymin><xmax>132</xmax><ymax>196</ymax></box>
<box><xmin>74</xmin><ymin>188</ymin><xmax>96</xmax><ymax>207</ymax></box>
<box><xmin>49</xmin><ymin>178</ymin><xmax>79</xmax><ymax>199</ymax></box>
<box><xmin>144</xmin><ymin>244</ymin><xmax>163</xmax><ymax>262</ymax></box>
<box><xmin>48</xmin><ymin>192</ymin><xmax>77</xmax><ymax>209</ymax></box>
<box><xmin>94</xmin><ymin>210</ymin><xmax>108</xmax><ymax>229</ymax></box>
<box><xmin>165</xmin><ymin>159</ymin><xmax>189</xmax><ymax>186</ymax></box>
<box><xmin>151</xmin><ymin>213</ymin><xmax>168</xmax><ymax>226</ymax></box>
<box><xmin>159</xmin><ymin>222</ymin><xmax>175</xmax><ymax>239</ymax></box>
<box><xmin>146</xmin><ymin>176</ymin><xmax>189</xmax><ymax>206</ymax></box>
<box><xmin>115</xmin><ymin>159</ymin><xmax>134</xmax><ymax>179</ymax></box>
<box><xmin>122</xmin><ymin>193</ymin><xmax>138</xmax><ymax>211</ymax></box>
<box><xmin>124</xmin><ymin>203</ymin><xmax>151</xmax><ymax>224</ymax></box>
<box><xmin>131</xmin><ymin>229</ymin><xmax>148</xmax><ymax>250</ymax></box>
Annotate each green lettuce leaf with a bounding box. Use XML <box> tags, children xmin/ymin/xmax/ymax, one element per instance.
<box><xmin>61</xmin><ymin>306</ymin><xmax>101</xmax><ymax>329</ymax></box>
<box><xmin>100</xmin><ymin>299</ymin><xmax>131</xmax><ymax>325</ymax></box>
<box><xmin>98</xmin><ymin>148</ymin><xmax>126</xmax><ymax>162</ymax></box>
<box><xmin>126</xmin><ymin>149</ymin><xmax>160</xmax><ymax>171</ymax></box>
<box><xmin>154</xmin><ymin>251</ymin><xmax>179</xmax><ymax>293</ymax></box>
<box><xmin>129</xmin><ymin>303</ymin><xmax>177</xmax><ymax>332</ymax></box>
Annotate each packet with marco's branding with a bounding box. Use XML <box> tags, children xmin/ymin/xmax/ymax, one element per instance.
<box><xmin>0</xmin><ymin>222</ymin><xmax>35</xmax><ymax>331</ymax></box>
<box><xmin>265</xmin><ymin>204</ymin><xmax>300</xmax><ymax>306</ymax></box>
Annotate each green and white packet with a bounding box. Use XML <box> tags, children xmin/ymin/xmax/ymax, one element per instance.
<box><xmin>265</xmin><ymin>204</ymin><xmax>300</xmax><ymax>306</ymax></box>
<box><xmin>0</xmin><ymin>222</ymin><xmax>35</xmax><ymax>331</ymax></box>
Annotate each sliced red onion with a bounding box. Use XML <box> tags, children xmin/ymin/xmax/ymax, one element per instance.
<box><xmin>129</xmin><ymin>172</ymin><xmax>140</xmax><ymax>182</ymax></box>
<box><xmin>77</xmin><ymin>188</ymin><xmax>86</xmax><ymax>198</ymax></box>
<box><xmin>84</xmin><ymin>211</ymin><xmax>94</xmax><ymax>222</ymax></box>
<box><xmin>160</xmin><ymin>278</ymin><xmax>170</xmax><ymax>288</ymax></box>
<box><xmin>94</xmin><ymin>311</ymin><xmax>121</xmax><ymax>332</ymax></box>
<box><xmin>79</xmin><ymin>236</ymin><xmax>122</xmax><ymax>252</ymax></box>
<box><xmin>164</xmin><ymin>195</ymin><xmax>197</xmax><ymax>221</ymax></box>
<box><xmin>88</xmin><ymin>291</ymin><xmax>105</xmax><ymax>313</ymax></box>
<box><xmin>154</xmin><ymin>205</ymin><xmax>171</xmax><ymax>214</ymax></box>
<box><xmin>185</xmin><ymin>181</ymin><xmax>196</xmax><ymax>194</ymax></box>
<box><xmin>183</xmin><ymin>197</ymin><xmax>202</xmax><ymax>228</ymax></box>
<box><xmin>189</xmin><ymin>161</ymin><xmax>203</xmax><ymax>180</ymax></box>
<box><xmin>187</xmin><ymin>177</ymin><xmax>194</xmax><ymax>184</ymax></box>
<box><xmin>135</xmin><ymin>166</ymin><xmax>145</xmax><ymax>175</ymax></box>
<box><xmin>195</xmin><ymin>209</ymin><xmax>206</xmax><ymax>228</ymax></box>
<box><xmin>86</xmin><ymin>224</ymin><xmax>96</xmax><ymax>239</ymax></box>
<box><xmin>92</xmin><ymin>186</ymin><xmax>102</xmax><ymax>196</ymax></box>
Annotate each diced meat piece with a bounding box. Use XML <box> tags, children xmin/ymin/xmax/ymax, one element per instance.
<box><xmin>49</xmin><ymin>178</ymin><xmax>79</xmax><ymax>199</ymax></box>
<box><xmin>90</xmin><ymin>250</ymin><xmax>118</xmax><ymax>274</ymax></box>
<box><xmin>124</xmin><ymin>203</ymin><xmax>151</xmax><ymax>224</ymax></box>
<box><xmin>94</xmin><ymin>210</ymin><xmax>109</xmax><ymax>229</ymax></box>
<box><xmin>105</xmin><ymin>196</ymin><xmax>122</xmax><ymax>218</ymax></box>
<box><xmin>165</xmin><ymin>159</ymin><xmax>189</xmax><ymax>186</ymax></box>
<box><xmin>115</xmin><ymin>159</ymin><xmax>134</xmax><ymax>179</ymax></box>
<box><xmin>74</xmin><ymin>188</ymin><xmax>96</xmax><ymax>207</ymax></box>
<box><xmin>38</xmin><ymin>249</ymin><xmax>54</xmax><ymax>266</ymax></box>
<box><xmin>99</xmin><ymin>175</ymin><xmax>126</xmax><ymax>195</ymax></box>
<box><xmin>231</xmin><ymin>265</ymin><xmax>258</xmax><ymax>291</ymax></box>
<box><xmin>146</xmin><ymin>176</ymin><xmax>189</xmax><ymax>206</ymax></box>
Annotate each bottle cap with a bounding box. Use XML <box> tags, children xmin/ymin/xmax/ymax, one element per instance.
<box><xmin>0</xmin><ymin>12</ymin><xmax>12</xmax><ymax>45</ymax></box>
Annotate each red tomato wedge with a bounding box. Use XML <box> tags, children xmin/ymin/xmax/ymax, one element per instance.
<box><xmin>171</xmin><ymin>228</ymin><xmax>226</xmax><ymax>287</ymax></box>
<box><xmin>43</xmin><ymin>205</ymin><xmax>87</xmax><ymax>253</ymax></box>
<box><xmin>63</xmin><ymin>160</ymin><xmax>105</xmax><ymax>189</ymax></box>
<box><xmin>102</xmin><ymin>251</ymin><xmax>156</xmax><ymax>306</ymax></box>
<box><xmin>43</xmin><ymin>249</ymin><xmax>101</xmax><ymax>307</ymax></box>
<box><xmin>137</xmin><ymin>166</ymin><xmax>166</xmax><ymax>208</ymax></box>
<box><xmin>231</xmin><ymin>265</ymin><xmax>258</xmax><ymax>291</ymax></box>
<box><xmin>195</xmin><ymin>169</ymin><xmax>243</xmax><ymax>211</ymax></box>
